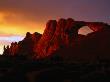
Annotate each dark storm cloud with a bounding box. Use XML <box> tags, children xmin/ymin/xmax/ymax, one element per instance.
<box><xmin>0</xmin><ymin>0</ymin><xmax>68</xmax><ymax>22</ymax></box>
<box><xmin>0</xmin><ymin>0</ymin><xmax>110</xmax><ymax>23</ymax></box>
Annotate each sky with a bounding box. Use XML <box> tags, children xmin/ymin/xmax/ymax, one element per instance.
<box><xmin>0</xmin><ymin>0</ymin><xmax>110</xmax><ymax>54</ymax></box>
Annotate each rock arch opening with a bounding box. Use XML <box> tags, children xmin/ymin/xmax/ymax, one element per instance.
<box><xmin>78</xmin><ymin>26</ymin><xmax>94</xmax><ymax>35</ymax></box>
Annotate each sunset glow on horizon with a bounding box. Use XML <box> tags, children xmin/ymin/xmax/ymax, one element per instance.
<box><xmin>0</xmin><ymin>11</ymin><xmax>45</xmax><ymax>54</ymax></box>
<box><xmin>0</xmin><ymin>0</ymin><xmax>110</xmax><ymax>54</ymax></box>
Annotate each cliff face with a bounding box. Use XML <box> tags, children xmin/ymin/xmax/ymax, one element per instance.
<box><xmin>34</xmin><ymin>18</ymin><xmax>77</xmax><ymax>58</ymax></box>
<box><xmin>3</xmin><ymin>18</ymin><xmax>110</xmax><ymax>59</ymax></box>
<box><xmin>35</xmin><ymin>20</ymin><xmax>57</xmax><ymax>58</ymax></box>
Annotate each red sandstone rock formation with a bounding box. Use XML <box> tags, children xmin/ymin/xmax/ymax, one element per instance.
<box><xmin>35</xmin><ymin>18</ymin><xmax>109</xmax><ymax>58</ymax></box>
<box><xmin>35</xmin><ymin>20</ymin><xmax>57</xmax><ymax>58</ymax></box>
<box><xmin>3</xmin><ymin>18</ymin><xmax>110</xmax><ymax>59</ymax></box>
<box><xmin>46</xmin><ymin>18</ymin><xmax>76</xmax><ymax>56</ymax></box>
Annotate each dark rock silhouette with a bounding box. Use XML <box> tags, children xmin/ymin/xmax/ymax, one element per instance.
<box><xmin>3</xmin><ymin>32</ymin><xmax>42</xmax><ymax>59</ymax></box>
<box><xmin>18</xmin><ymin>32</ymin><xmax>42</xmax><ymax>58</ymax></box>
<box><xmin>52</xmin><ymin>28</ymin><xmax>110</xmax><ymax>62</ymax></box>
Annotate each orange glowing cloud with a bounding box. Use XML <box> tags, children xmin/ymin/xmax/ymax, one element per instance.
<box><xmin>0</xmin><ymin>11</ymin><xmax>44</xmax><ymax>36</ymax></box>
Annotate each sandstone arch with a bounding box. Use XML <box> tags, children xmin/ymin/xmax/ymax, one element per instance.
<box><xmin>74</xmin><ymin>21</ymin><xmax>108</xmax><ymax>32</ymax></box>
<box><xmin>35</xmin><ymin>18</ymin><xmax>109</xmax><ymax>58</ymax></box>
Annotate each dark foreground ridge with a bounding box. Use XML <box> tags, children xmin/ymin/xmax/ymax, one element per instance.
<box><xmin>1</xmin><ymin>18</ymin><xmax>110</xmax><ymax>82</ymax></box>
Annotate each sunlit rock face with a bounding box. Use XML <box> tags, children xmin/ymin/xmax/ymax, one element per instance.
<box><xmin>35</xmin><ymin>18</ymin><xmax>76</xmax><ymax>58</ymax></box>
<box><xmin>35</xmin><ymin>20</ymin><xmax>57</xmax><ymax>58</ymax></box>
<box><xmin>46</xmin><ymin>19</ymin><xmax>67</xmax><ymax>56</ymax></box>
<box><xmin>3</xmin><ymin>18</ymin><xmax>110</xmax><ymax>59</ymax></box>
<box><xmin>47</xmin><ymin>18</ymin><xmax>76</xmax><ymax>55</ymax></box>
